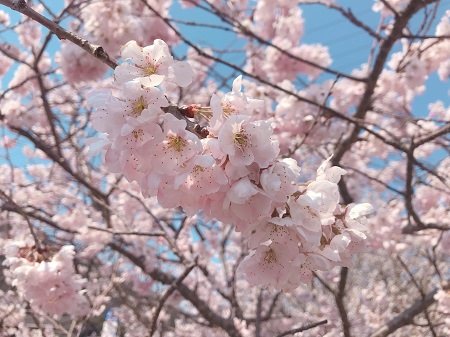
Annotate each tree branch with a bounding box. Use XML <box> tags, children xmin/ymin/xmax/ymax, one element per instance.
<box><xmin>276</xmin><ymin>319</ymin><xmax>328</xmax><ymax>337</ymax></box>
<box><xmin>369</xmin><ymin>288</ymin><xmax>439</xmax><ymax>337</ymax></box>
<box><xmin>332</xmin><ymin>0</ymin><xmax>435</xmax><ymax>166</ymax></box>
<box><xmin>109</xmin><ymin>242</ymin><xmax>243</xmax><ymax>337</ymax></box>
<box><xmin>335</xmin><ymin>267</ymin><xmax>352</xmax><ymax>337</ymax></box>
<box><xmin>149</xmin><ymin>263</ymin><xmax>196</xmax><ymax>336</ymax></box>
<box><xmin>0</xmin><ymin>0</ymin><xmax>117</xmax><ymax>69</ymax></box>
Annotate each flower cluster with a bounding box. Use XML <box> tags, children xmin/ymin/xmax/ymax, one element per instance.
<box><xmin>3</xmin><ymin>244</ymin><xmax>89</xmax><ymax>317</ymax></box>
<box><xmin>245</xmin><ymin>0</ymin><xmax>331</xmax><ymax>83</ymax></box>
<box><xmin>90</xmin><ymin>39</ymin><xmax>373</xmax><ymax>291</ymax></box>
<box><xmin>239</xmin><ymin>159</ymin><xmax>373</xmax><ymax>290</ymax></box>
<box><xmin>57</xmin><ymin>0</ymin><xmax>178</xmax><ymax>83</ymax></box>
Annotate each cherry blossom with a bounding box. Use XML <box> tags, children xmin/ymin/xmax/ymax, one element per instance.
<box><xmin>1</xmin><ymin>1</ymin><xmax>448</xmax><ymax>336</ymax></box>
<box><xmin>115</xmin><ymin>39</ymin><xmax>194</xmax><ymax>88</ymax></box>
<box><xmin>4</xmin><ymin>244</ymin><xmax>89</xmax><ymax>317</ymax></box>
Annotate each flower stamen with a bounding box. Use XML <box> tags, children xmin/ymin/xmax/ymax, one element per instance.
<box><xmin>222</xmin><ymin>102</ymin><xmax>235</xmax><ymax>117</ymax></box>
<box><xmin>144</xmin><ymin>64</ymin><xmax>158</xmax><ymax>76</ymax></box>
<box><xmin>167</xmin><ymin>135</ymin><xmax>187</xmax><ymax>152</ymax></box>
<box><xmin>263</xmin><ymin>248</ymin><xmax>277</xmax><ymax>264</ymax></box>
<box><xmin>131</xmin><ymin>96</ymin><xmax>146</xmax><ymax>117</ymax></box>
<box><xmin>132</xmin><ymin>129</ymin><xmax>144</xmax><ymax>141</ymax></box>
<box><xmin>233</xmin><ymin>129</ymin><xmax>249</xmax><ymax>150</ymax></box>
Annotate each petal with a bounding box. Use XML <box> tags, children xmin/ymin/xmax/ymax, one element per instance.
<box><xmin>348</xmin><ymin>203</ymin><xmax>374</xmax><ymax>219</ymax></box>
<box><xmin>121</xmin><ymin>40</ymin><xmax>144</xmax><ymax>65</ymax></box>
<box><xmin>151</xmin><ymin>39</ymin><xmax>171</xmax><ymax>62</ymax></box>
<box><xmin>140</xmin><ymin>74</ymin><xmax>165</xmax><ymax>87</ymax></box>
<box><xmin>172</xmin><ymin>61</ymin><xmax>194</xmax><ymax>87</ymax></box>
<box><xmin>232</xmin><ymin>75</ymin><xmax>243</xmax><ymax>93</ymax></box>
<box><xmin>324</xmin><ymin>166</ymin><xmax>347</xmax><ymax>183</ymax></box>
<box><xmin>114</xmin><ymin>64</ymin><xmax>142</xmax><ymax>84</ymax></box>
<box><xmin>85</xmin><ymin>136</ymin><xmax>109</xmax><ymax>157</ymax></box>
<box><xmin>120</xmin><ymin>123</ymin><xmax>134</xmax><ymax>136</ymax></box>
<box><xmin>227</xmin><ymin>178</ymin><xmax>258</xmax><ymax>204</ymax></box>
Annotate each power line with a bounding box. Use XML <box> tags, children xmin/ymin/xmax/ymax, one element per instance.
<box><xmin>304</xmin><ymin>7</ymin><xmax>373</xmax><ymax>34</ymax></box>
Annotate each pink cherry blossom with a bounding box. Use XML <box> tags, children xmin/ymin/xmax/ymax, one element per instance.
<box><xmin>115</xmin><ymin>39</ymin><xmax>193</xmax><ymax>88</ymax></box>
<box><xmin>4</xmin><ymin>244</ymin><xmax>89</xmax><ymax>317</ymax></box>
<box><xmin>151</xmin><ymin>114</ymin><xmax>202</xmax><ymax>175</ymax></box>
<box><xmin>4</xmin><ymin>2</ymin><xmax>448</xmax><ymax>336</ymax></box>
<box><xmin>239</xmin><ymin>240</ymin><xmax>299</xmax><ymax>289</ymax></box>
<box><xmin>217</xmin><ymin>115</ymin><xmax>279</xmax><ymax>168</ymax></box>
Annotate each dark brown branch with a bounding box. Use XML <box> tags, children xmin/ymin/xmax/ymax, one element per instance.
<box><xmin>402</xmin><ymin>34</ymin><xmax>450</xmax><ymax>39</ymax></box>
<box><xmin>332</xmin><ymin>0</ymin><xmax>435</xmax><ymax>166</ymax></box>
<box><xmin>275</xmin><ymin>319</ymin><xmax>328</xmax><ymax>337</ymax></box>
<box><xmin>197</xmin><ymin>0</ymin><xmax>368</xmax><ymax>82</ymax></box>
<box><xmin>396</xmin><ymin>256</ymin><xmax>438</xmax><ymax>336</ymax></box>
<box><xmin>314</xmin><ymin>269</ymin><xmax>352</xmax><ymax>337</ymax></box>
<box><xmin>335</xmin><ymin>267</ymin><xmax>352</xmax><ymax>337</ymax></box>
<box><xmin>0</xmin><ymin>70</ymin><xmax>56</xmax><ymax>101</ymax></box>
<box><xmin>87</xmin><ymin>226</ymin><xmax>165</xmax><ymax>238</ymax></box>
<box><xmin>0</xmin><ymin>190</ymin><xmax>42</xmax><ymax>250</ymax></box>
<box><xmin>109</xmin><ymin>242</ymin><xmax>243</xmax><ymax>337</ymax></box>
<box><xmin>380</xmin><ymin>0</ymin><xmax>400</xmax><ymax>18</ymax></box>
<box><xmin>1</xmin><ymin>203</ymin><xmax>78</xmax><ymax>234</ymax></box>
<box><xmin>34</xmin><ymin>66</ymin><xmax>64</xmax><ymax>158</ymax></box>
<box><xmin>414</xmin><ymin>124</ymin><xmax>450</xmax><ymax>147</ymax></box>
<box><xmin>402</xmin><ymin>223</ymin><xmax>450</xmax><ymax>234</ymax></box>
<box><xmin>255</xmin><ymin>290</ymin><xmax>263</xmax><ymax>337</ymax></box>
<box><xmin>139</xmin><ymin>0</ymin><xmax>365</xmax><ymax>127</ymax></box>
<box><xmin>149</xmin><ymin>263</ymin><xmax>196</xmax><ymax>336</ymax></box>
<box><xmin>401</xmin><ymin>141</ymin><xmax>450</xmax><ymax>233</ymax></box>
<box><xmin>369</xmin><ymin>288</ymin><xmax>440</xmax><ymax>337</ymax></box>
<box><xmin>8</xmin><ymin>126</ymin><xmax>112</xmax><ymax>227</ymax></box>
<box><xmin>0</xmin><ymin>0</ymin><xmax>117</xmax><ymax>69</ymax></box>
<box><xmin>404</xmin><ymin>141</ymin><xmax>423</xmax><ymax>227</ymax></box>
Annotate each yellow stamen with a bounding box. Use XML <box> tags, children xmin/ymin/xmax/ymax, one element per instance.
<box><xmin>132</xmin><ymin>129</ymin><xmax>144</xmax><ymax>141</ymax></box>
<box><xmin>196</xmin><ymin>107</ymin><xmax>213</xmax><ymax>120</ymax></box>
<box><xmin>167</xmin><ymin>135</ymin><xmax>187</xmax><ymax>152</ymax></box>
<box><xmin>222</xmin><ymin>102</ymin><xmax>235</xmax><ymax>117</ymax></box>
<box><xmin>144</xmin><ymin>64</ymin><xmax>158</xmax><ymax>76</ymax></box>
<box><xmin>263</xmin><ymin>248</ymin><xmax>277</xmax><ymax>264</ymax></box>
<box><xmin>193</xmin><ymin>165</ymin><xmax>205</xmax><ymax>174</ymax></box>
<box><xmin>233</xmin><ymin>130</ymin><xmax>249</xmax><ymax>150</ymax></box>
<box><xmin>131</xmin><ymin>96</ymin><xmax>146</xmax><ymax>117</ymax></box>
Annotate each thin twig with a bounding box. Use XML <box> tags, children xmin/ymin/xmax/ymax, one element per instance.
<box><xmin>87</xmin><ymin>226</ymin><xmax>165</xmax><ymax>238</ymax></box>
<box><xmin>275</xmin><ymin>319</ymin><xmax>328</xmax><ymax>337</ymax></box>
<box><xmin>0</xmin><ymin>0</ymin><xmax>117</xmax><ymax>69</ymax></box>
<box><xmin>149</xmin><ymin>263</ymin><xmax>196</xmax><ymax>336</ymax></box>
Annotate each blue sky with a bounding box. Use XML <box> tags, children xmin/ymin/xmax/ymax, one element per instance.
<box><xmin>1</xmin><ymin>1</ymin><xmax>448</xmax><ymax>104</ymax></box>
<box><xmin>168</xmin><ymin>0</ymin><xmax>449</xmax><ymax>114</ymax></box>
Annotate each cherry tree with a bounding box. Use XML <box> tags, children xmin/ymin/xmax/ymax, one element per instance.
<box><xmin>0</xmin><ymin>0</ymin><xmax>449</xmax><ymax>336</ymax></box>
